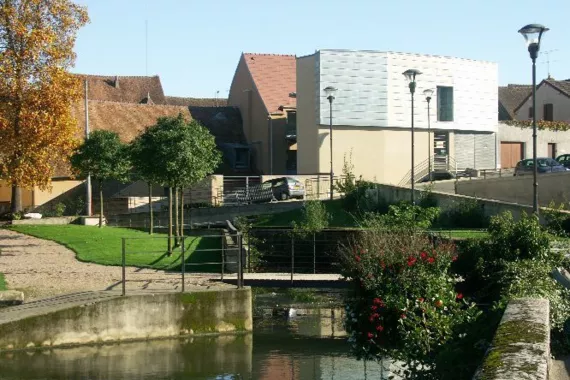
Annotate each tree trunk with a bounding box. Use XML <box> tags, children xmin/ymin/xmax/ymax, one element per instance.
<box><xmin>10</xmin><ymin>184</ymin><xmax>22</xmax><ymax>214</ymax></box>
<box><xmin>168</xmin><ymin>187</ymin><xmax>173</xmax><ymax>255</ymax></box>
<box><xmin>180</xmin><ymin>187</ymin><xmax>185</xmax><ymax>238</ymax></box>
<box><xmin>148</xmin><ymin>182</ymin><xmax>153</xmax><ymax>235</ymax></box>
<box><xmin>98</xmin><ymin>180</ymin><xmax>103</xmax><ymax>228</ymax></box>
<box><xmin>174</xmin><ymin>187</ymin><xmax>180</xmax><ymax>247</ymax></box>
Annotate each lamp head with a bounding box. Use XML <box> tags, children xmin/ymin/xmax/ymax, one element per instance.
<box><xmin>323</xmin><ymin>86</ymin><xmax>337</xmax><ymax>102</ymax></box>
<box><xmin>518</xmin><ymin>24</ymin><xmax>549</xmax><ymax>59</ymax></box>
<box><xmin>423</xmin><ymin>88</ymin><xmax>434</xmax><ymax>102</ymax></box>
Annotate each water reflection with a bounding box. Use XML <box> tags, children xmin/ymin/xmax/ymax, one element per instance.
<box><xmin>0</xmin><ymin>307</ymin><xmax>396</xmax><ymax>379</ymax></box>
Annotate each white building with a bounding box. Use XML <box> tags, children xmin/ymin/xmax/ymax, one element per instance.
<box><xmin>296</xmin><ymin>50</ymin><xmax>499</xmax><ymax>185</ymax></box>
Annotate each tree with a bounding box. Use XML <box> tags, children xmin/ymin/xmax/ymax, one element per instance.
<box><xmin>132</xmin><ymin>114</ymin><xmax>221</xmax><ymax>253</ymax></box>
<box><xmin>130</xmin><ymin>139</ymin><xmax>158</xmax><ymax>235</ymax></box>
<box><xmin>70</xmin><ymin>130</ymin><xmax>130</xmax><ymax>227</ymax></box>
<box><xmin>0</xmin><ymin>0</ymin><xmax>89</xmax><ymax>213</ymax></box>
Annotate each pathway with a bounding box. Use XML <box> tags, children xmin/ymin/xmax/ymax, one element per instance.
<box><xmin>551</xmin><ymin>357</ymin><xmax>570</xmax><ymax>380</ymax></box>
<box><xmin>0</xmin><ymin>229</ymin><xmax>228</xmax><ymax>301</ymax></box>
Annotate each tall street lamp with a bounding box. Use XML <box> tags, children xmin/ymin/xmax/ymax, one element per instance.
<box><xmin>423</xmin><ymin>89</ymin><xmax>434</xmax><ymax>182</ymax></box>
<box><xmin>324</xmin><ymin>86</ymin><xmax>337</xmax><ymax>201</ymax></box>
<box><xmin>519</xmin><ymin>23</ymin><xmax>548</xmax><ymax>214</ymax></box>
<box><xmin>403</xmin><ymin>69</ymin><xmax>422</xmax><ymax>205</ymax></box>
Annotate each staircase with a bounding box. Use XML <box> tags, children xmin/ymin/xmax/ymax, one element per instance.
<box><xmin>398</xmin><ymin>155</ymin><xmax>460</xmax><ymax>186</ymax></box>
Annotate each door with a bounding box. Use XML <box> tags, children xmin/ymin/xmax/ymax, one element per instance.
<box><xmin>433</xmin><ymin>132</ymin><xmax>449</xmax><ymax>170</ymax></box>
<box><xmin>500</xmin><ymin>142</ymin><xmax>524</xmax><ymax>169</ymax></box>
<box><xmin>548</xmin><ymin>143</ymin><xmax>556</xmax><ymax>159</ymax></box>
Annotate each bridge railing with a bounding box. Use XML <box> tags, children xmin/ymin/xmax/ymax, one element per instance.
<box><xmin>120</xmin><ymin>232</ymin><xmax>244</xmax><ymax>296</ymax></box>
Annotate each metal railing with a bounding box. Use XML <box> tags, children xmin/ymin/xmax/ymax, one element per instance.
<box><xmin>398</xmin><ymin>155</ymin><xmax>460</xmax><ymax>186</ymax></box>
<box><xmin>120</xmin><ymin>233</ymin><xmax>244</xmax><ymax>296</ymax></box>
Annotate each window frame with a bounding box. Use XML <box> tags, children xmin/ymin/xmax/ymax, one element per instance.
<box><xmin>234</xmin><ymin>147</ymin><xmax>250</xmax><ymax>169</ymax></box>
<box><xmin>543</xmin><ymin>103</ymin><xmax>554</xmax><ymax>121</ymax></box>
<box><xmin>437</xmin><ymin>86</ymin><xmax>454</xmax><ymax>122</ymax></box>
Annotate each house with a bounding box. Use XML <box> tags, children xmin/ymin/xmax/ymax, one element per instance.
<box><xmin>498</xmin><ymin>78</ymin><xmax>570</xmax><ymax>168</ymax></box>
<box><xmin>76</xmin><ymin>74</ymin><xmax>167</xmax><ymax>104</ymax></box>
<box><xmin>228</xmin><ymin>53</ymin><xmax>297</xmax><ymax>175</ymax></box>
<box><xmin>296</xmin><ymin>49</ymin><xmax>499</xmax><ymax>185</ymax></box>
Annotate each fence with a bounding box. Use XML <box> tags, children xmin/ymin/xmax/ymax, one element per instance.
<box><xmin>120</xmin><ymin>233</ymin><xmax>244</xmax><ymax>295</ymax></box>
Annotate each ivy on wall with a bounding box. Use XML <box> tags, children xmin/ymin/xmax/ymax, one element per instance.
<box><xmin>502</xmin><ymin>120</ymin><xmax>570</xmax><ymax>132</ymax></box>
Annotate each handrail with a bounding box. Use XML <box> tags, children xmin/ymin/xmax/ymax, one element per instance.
<box><xmin>398</xmin><ymin>155</ymin><xmax>460</xmax><ymax>186</ymax></box>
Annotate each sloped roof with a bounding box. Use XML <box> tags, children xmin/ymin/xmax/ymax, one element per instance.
<box><xmin>498</xmin><ymin>84</ymin><xmax>532</xmax><ymax>120</ymax></box>
<box><xmin>75</xmin><ymin>74</ymin><xmax>166</xmax><ymax>105</ymax></box>
<box><xmin>165</xmin><ymin>96</ymin><xmax>227</xmax><ymax>107</ymax></box>
<box><xmin>243</xmin><ymin>53</ymin><xmax>296</xmax><ymax>113</ymax></box>
<box><xmin>72</xmin><ymin>100</ymin><xmax>191</xmax><ymax>143</ymax></box>
<box><xmin>512</xmin><ymin>78</ymin><xmax>570</xmax><ymax>115</ymax></box>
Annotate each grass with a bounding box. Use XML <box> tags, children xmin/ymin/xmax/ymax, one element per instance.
<box><xmin>255</xmin><ymin>199</ymin><xmax>357</xmax><ymax>228</ymax></box>
<box><xmin>9</xmin><ymin>225</ymin><xmax>223</xmax><ymax>272</ymax></box>
<box><xmin>0</xmin><ymin>273</ymin><xmax>6</xmax><ymax>291</ymax></box>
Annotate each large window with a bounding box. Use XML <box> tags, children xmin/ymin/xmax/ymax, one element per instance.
<box><xmin>437</xmin><ymin>86</ymin><xmax>454</xmax><ymax>122</ymax></box>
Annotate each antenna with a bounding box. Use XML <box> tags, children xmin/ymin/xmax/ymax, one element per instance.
<box><xmin>540</xmin><ymin>49</ymin><xmax>558</xmax><ymax>78</ymax></box>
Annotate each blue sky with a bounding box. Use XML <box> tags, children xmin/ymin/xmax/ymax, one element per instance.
<box><xmin>73</xmin><ymin>0</ymin><xmax>568</xmax><ymax>98</ymax></box>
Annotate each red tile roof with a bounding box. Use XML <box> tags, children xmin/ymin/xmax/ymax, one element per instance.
<box><xmin>243</xmin><ymin>53</ymin><xmax>296</xmax><ymax>113</ymax></box>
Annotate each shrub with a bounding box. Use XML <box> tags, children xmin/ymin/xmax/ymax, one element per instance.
<box><xmin>292</xmin><ymin>200</ymin><xmax>330</xmax><ymax>237</ymax></box>
<box><xmin>234</xmin><ymin>216</ymin><xmax>264</xmax><ymax>271</ymax></box>
<box><xmin>340</xmin><ymin>227</ymin><xmax>480</xmax><ymax>377</ymax></box>
<box><xmin>437</xmin><ymin>198</ymin><xmax>489</xmax><ymax>229</ymax></box>
<box><xmin>335</xmin><ymin>151</ymin><xmax>357</xmax><ymax>197</ymax></box>
<box><xmin>418</xmin><ymin>183</ymin><xmax>438</xmax><ymax>209</ymax></box>
<box><xmin>543</xmin><ymin>201</ymin><xmax>570</xmax><ymax>237</ymax></box>
<box><xmin>362</xmin><ymin>202</ymin><xmax>439</xmax><ymax>230</ymax></box>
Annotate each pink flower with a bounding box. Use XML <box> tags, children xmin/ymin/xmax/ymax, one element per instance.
<box><xmin>400</xmin><ymin>313</ymin><xmax>407</xmax><ymax>319</ymax></box>
<box><xmin>373</xmin><ymin>298</ymin><xmax>382</xmax><ymax>305</ymax></box>
<box><xmin>355</xmin><ymin>256</ymin><xmax>361</xmax><ymax>263</ymax></box>
<box><xmin>452</xmin><ymin>255</ymin><xmax>458</xmax><ymax>262</ymax></box>
<box><xmin>371</xmin><ymin>305</ymin><xmax>378</xmax><ymax>311</ymax></box>
<box><xmin>367</xmin><ymin>332</ymin><xmax>374</xmax><ymax>339</ymax></box>
<box><xmin>376</xmin><ymin>325</ymin><xmax>384</xmax><ymax>332</ymax></box>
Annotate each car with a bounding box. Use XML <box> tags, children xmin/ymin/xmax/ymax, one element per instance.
<box><xmin>513</xmin><ymin>158</ymin><xmax>568</xmax><ymax>176</ymax></box>
<box><xmin>263</xmin><ymin>177</ymin><xmax>305</xmax><ymax>201</ymax></box>
<box><xmin>556</xmin><ymin>154</ymin><xmax>570</xmax><ymax>169</ymax></box>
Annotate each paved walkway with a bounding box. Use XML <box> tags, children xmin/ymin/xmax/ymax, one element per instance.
<box><xmin>551</xmin><ymin>357</ymin><xmax>570</xmax><ymax>380</ymax></box>
<box><xmin>0</xmin><ymin>229</ymin><xmax>229</xmax><ymax>301</ymax></box>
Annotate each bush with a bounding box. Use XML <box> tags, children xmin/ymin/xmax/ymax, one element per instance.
<box><xmin>340</xmin><ymin>226</ymin><xmax>480</xmax><ymax>378</ymax></box>
<box><xmin>437</xmin><ymin>198</ymin><xmax>488</xmax><ymax>229</ymax></box>
<box><xmin>418</xmin><ymin>183</ymin><xmax>438</xmax><ymax>209</ymax></box>
<box><xmin>292</xmin><ymin>200</ymin><xmax>330</xmax><ymax>237</ymax></box>
<box><xmin>543</xmin><ymin>201</ymin><xmax>570</xmax><ymax>237</ymax></box>
<box><xmin>362</xmin><ymin>202</ymin><xmax>439</xmax><ymax>230</ymax></box>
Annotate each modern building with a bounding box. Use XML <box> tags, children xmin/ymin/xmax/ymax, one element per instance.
<box><xmin>296</xmin><ymin>50</ymin><xmax>499</xmax><ymax>185</ymax></box>
<box><xmin>228</xmin><ymin>53</ymin><xmax>297</xmax><ymax>175</ymax></box>
<box><xmin>498</xmin><ymin>78</ymin><xmax>570</xmax><ymax>168</ymax></box>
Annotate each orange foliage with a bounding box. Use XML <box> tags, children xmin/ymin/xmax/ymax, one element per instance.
<box><xmin>0</xmin><ymin>0</ymin><xmax>89</xmax><ymax>191</ymax></box>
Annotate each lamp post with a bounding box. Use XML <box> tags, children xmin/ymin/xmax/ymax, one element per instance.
<box><xmin>403</xmin><ymin>69</ymin><xmax>422</xmax><ymax>205</ymax></box>
<box><xmin>324</xmin><ymin>86</ymin><xmax>337</xmax><ymax>201</ymax></box>
<box><xmin>423</xmin><ymin>89</ymin><xmax>434</xmax><ymax>182</ymax></box>
<box><xmin>519</xmin><ymin>23</ymin><xmax>549</xmax><ymax>215</ymax></box>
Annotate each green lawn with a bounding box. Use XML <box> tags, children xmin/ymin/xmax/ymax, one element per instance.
<box><xmin>430</xmin><ymin>229</ymin><xmax>489</xmax><ymax>240</ymax></box>
<box><xmin>0</xmin><ymin>273</ymin><xmax>6</xmax><ymax>291</ymax></box>
<box><xmin>255</xmin><ymin>199</ymin><xmax>357</xmax><ymax>228</ymax></box>
<box><xmin>9</xmin><ymin>225</ymin><xmax>222</xmax><ymax>272</ymax></box>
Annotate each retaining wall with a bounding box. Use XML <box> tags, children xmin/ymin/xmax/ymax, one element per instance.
<box><xmin>474</xmin><ymin>298</ymin><xmax>550</xmax><ymax>380</ymax></box>
<box><xmin>0</xmin><ymin>289</ymin><xmax>252</xmax><ymax>351</ymax></box>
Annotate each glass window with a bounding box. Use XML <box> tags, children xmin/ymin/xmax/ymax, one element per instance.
<box><xmin>437</xmin><ymin>86</ymin><xmax>454</xmax><ymax>122</ymax></box>
<box><xmin>234</xmin><ymin>148</ymin><xmax>249</xmax><ymax>169</ymax></box>
<box><xmin>544</xmin><ymin>104</ymin><xmax>554</xmax><ymax>121</ymax></box>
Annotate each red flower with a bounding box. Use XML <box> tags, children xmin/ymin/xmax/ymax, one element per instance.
<box><xmin>420</xmin><ymin>251</ymin><xmax>427</xmax><ymax>260</ymax></box>
<box><xmin>376</xmin><ymin>325</ymin><xmax>384</xmax><ymax>332</ymax></box>
<box><xmin>435</xmin><ymin>300</ymin><xmax>443</xmax><ymax>308</ymax></box>
<box><xmin>427</xmin><ymin>257</ymin><xmax>435</xmax><ymax>264</ymax></box>
<box><xmin>371</xmin><ymin>305</ymin><xmax>378</xmax><ymax>311</ymax></box>
<box><xmin>373</xmin><ymin>298</ymin><xmax>382</xmax><ymax>305</ymax></box>
<box><xmin>418</xmin><ymin>297</ymin><xmax>424</xmax><ymax>302</ymax></box>
<box><xmin>380</xmin><ymin>261</ymin><xmax>386</xmax><ymax>269</ymax></box>
<box><xmin>456</xmin><ymin>293</ymin><xmax>463</xmax><ymax>300</ymax></box>
<box><xmin>355</xmin><ymin>256</ymin><xmax>361</xmax><ymax>263</ymax></box>
<box><xmin>400</xmin><ymin>313</ymin><xmax>407</xmax><ymax>319</ymax></box>
<box><xmin>452</xmin><ymin>255</ymin><xmax>458</xmax><ymax>262</ymax></box>
<box><xmin>367</xmin><ymin>332</ymin><xmax>374</xmax><ymax>339</ymax></box>
<box><xmin>371</xmin><ymin>313</ymin><xmax>380</xmax><ymax>319</ymax></box>
<box><xmin>369</xmin><ymin>315</ymin><xmax>374</xmax><ymax>322</ymax></box>
<box><xmin>407</xmin><ymin>257</ymin><xmax>417</xmax><ymax>267</ymax></box>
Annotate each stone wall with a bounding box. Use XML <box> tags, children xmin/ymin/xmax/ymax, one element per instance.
<box><xmin>0</xmin><ymin>289</ymin><xmax>252</xmax><ymax>351</ymax></box>
<box><xmin>474</xmin><ymin>298</ymin><xmax>550</xmax><ymax>380</ymax></box>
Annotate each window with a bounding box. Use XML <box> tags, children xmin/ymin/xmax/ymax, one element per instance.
<box><xmin>544</xmin><ymin>103</ymin><xmax>554</xmax><ymax>121</ymax></box>
<box><xmin>528</xmin><ymin>107</ymin><xmax>534</xmax><ymax>118</ymax></box>
<box><xmin>437</xmin><ymin>86</ymin><xmax>454</xmax><ymax>121</ymax></box>
<box><xmin>234</xmin><ymin>148</ymin><xmax>249</xmax><ymax>169</ymax></box>
<box><xmin>286</xmin><ymin>111</ymin><xmax>297</xmax><ymax>137</ymax></box>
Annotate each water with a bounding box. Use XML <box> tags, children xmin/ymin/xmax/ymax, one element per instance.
<box><xmin>0</xmin><ymin>306</ymin><xmax>393</xmax><ymax>380</ymax></box>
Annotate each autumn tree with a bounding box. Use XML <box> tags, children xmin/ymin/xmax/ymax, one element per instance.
<box><xmin>0</xmin><ymin>0</ymin><xmax>89</xmax><ymax>213</ymax></box>
<box><xmin>133</xmin><ymin>114</ymin><xmax>221</xmax><ymax>253</ymax></box>
<box><xmin>70</xmin><ymin>130</ymin><xmax>130</xmax><ymax>227</ymax></box>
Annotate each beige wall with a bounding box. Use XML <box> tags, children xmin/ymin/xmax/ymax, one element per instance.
<box><xmin>228</xmin><ymin>55</ymin><xmax>291</xmax><ymax>174</ymax></box>
<box><xmin>514</xmin><ymin>83</ymin><xmax>570</xmax><ymax>122</ymax></box>
<box><xmin>0</xmin><ymin>181</ymin><xmax>33</xmax><ymax>209</ymax></box>
<box><xmin>455</xmin><ymin>171</ymin><xmax>570</xmax><ymax>207</ymax></box>
<box><xmin>33</xmin><ymin>180</ymin><xmax>83</xmax><ymax>208</ymax></box>
<box><xmin>499</xmin><ymin>122</ymin><xmax>570</xmax><ymax>160</ymax></box>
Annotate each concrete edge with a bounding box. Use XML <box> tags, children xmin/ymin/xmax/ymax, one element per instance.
<box><xmin>473</xmin><ymin>298</ymin><xmax>550</xmax><ymax>380</ymax></box>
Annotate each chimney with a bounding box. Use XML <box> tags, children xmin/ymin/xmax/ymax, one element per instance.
<box><xmin>114</xmin><ymin>76</ymin><xmax>119</xmax><ymax>88</ymax></box>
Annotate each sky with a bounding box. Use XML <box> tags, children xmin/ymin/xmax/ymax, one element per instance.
<box><xmin>72</xmin><ymin>0</ymin><xmax>569</xmax><ymax>98</ymax></box>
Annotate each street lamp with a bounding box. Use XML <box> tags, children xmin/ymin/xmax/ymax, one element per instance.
<box><xmin>403</xmin><ymin>69</ymin><xmax>422</xmax><ymax>205</ymax></box>
<box><xmin>519</xmin><ymin>23</ymin><xmax>549</xmax><ymax>214</ymax></box>
<box><xmin>423</xmin><ymin>89</ymin><xmax>434</xmax><ymax>182</ymax></box>
<box><xmin>324</xmin><ymin>86</ymin><xmax>337</xmax><ymax>201</ymax></box>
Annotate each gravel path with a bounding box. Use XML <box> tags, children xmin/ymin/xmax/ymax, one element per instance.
<box><xmin>0</xmin><ymin>228</ymin><xmax>229</xmax><ymax>301</ymax></box>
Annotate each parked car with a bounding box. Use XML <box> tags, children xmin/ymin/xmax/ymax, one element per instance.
<box><xmin>263</xmin><ymin>177</ymin><xmax>305</xmax><ymax>201</ymax></box>
<box><xmin>513</xmin><ymin>158</ymin><xmax>568</xmax><ymax>176</ymax></box>
<box><xmin>556</xmin><ymin>154</ymin><xmax>570</xmax><ymax>169</ymax></box>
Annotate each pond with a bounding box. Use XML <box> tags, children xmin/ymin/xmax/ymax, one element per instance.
<box><xmin>0</xmin><ymin>291</ymin><xmax>400</xmax><ymax>379</ymax></box>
